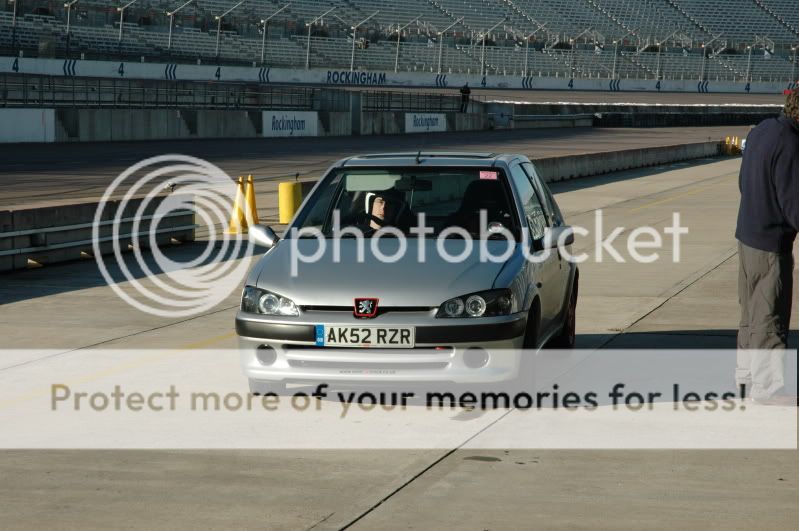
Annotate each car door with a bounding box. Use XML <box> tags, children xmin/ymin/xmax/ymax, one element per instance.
<box><xmin>522</xmin><ymin>162</ymin><xmax>571</xmax><ymax>317</ymax></box>
<box><xmin>508</xmin><ymin>162</ymin><xmax>561</xmax><ymax>339</ymax></box>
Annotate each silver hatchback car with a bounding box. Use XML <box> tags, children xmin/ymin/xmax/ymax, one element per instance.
<box><xmin>237</xmin><ymin>152</ymin><xmax>578</xmax><ymax>394</ymax></box>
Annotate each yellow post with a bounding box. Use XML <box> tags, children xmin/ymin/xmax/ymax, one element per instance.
<box><xmin>278</xmin><ymin>181</ymin><xmax>302</xmax><ymax>224</ymax></box>
<box><xmin>226</xmin><ymin>176</ymin><xmax>247</xmax><ymax>234</ymax></box>
<box><xmin>244</xmin><ymin>174</ymin><xmax>260</xmax><ymax>226</ymax></box>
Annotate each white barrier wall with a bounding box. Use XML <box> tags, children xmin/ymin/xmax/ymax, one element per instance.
<box><xmin>405</xmin><ymin>113</ymin><xmax>447</xmax><ymax>133</ymax></box>
<box><xmin>0</xmin><ymin>109</ymin><xmax>55</xmax><ymax>143</ymax></box>
<box><xmin>1</xmin><ymin>56</ymin><xmax>794</xmax><ymax>95</ymax></box>
<box><xmin>262</xmin><ymin>111</ymin><xmax>319</xmax><ymax>137</ymax></box>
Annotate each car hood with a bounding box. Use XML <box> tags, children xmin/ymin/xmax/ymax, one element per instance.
<box><xmin>254</xmin><ymin>239</ymin><xmax>516</xmax><ymax>307</ymax></box>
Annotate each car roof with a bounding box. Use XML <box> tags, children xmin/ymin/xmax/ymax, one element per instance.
<box><xmin>338</xmin><ymin>152</ymin><xmax>527</xmax><ymax>168</ymax></box>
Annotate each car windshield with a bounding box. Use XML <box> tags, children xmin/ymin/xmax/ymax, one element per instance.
<box><xmin>293</xmin><ymin>167</ymin><xmax>520</xmax><ymax>239</ymax></box>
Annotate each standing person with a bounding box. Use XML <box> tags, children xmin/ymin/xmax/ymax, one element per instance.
<box><xmin>459</xmin><ymin>83</ymin><xmax>471</xmax><ymax>113</ymax></box>
<box><xmin>735</xmin><ymin>89</ymin><xmax>799</xmax><ymax>406</ymax></box>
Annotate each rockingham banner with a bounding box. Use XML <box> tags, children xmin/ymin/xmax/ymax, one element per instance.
<box><xmin>1</xmin><ymin>56</ymin><xmax>793</xmax><ymax>94</ymax></box>
<box><xmin>405</xmin><ymin>113</ymin><xmax>447</xmax><ymax>133</ymax></box>
<box><xmin>263</xmin><ymin>111</ymin><xmax>319</xmax><ymax>137</ymax></box>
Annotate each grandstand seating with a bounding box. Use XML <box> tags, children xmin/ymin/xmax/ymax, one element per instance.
<box><xmin>1</xmin><ymin>0</ymin><xmax>796</xmax><ymax>80</ymax></box>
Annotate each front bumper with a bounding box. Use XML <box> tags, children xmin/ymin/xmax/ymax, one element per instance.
<box><xmin>236</xmin><ymin>310</ymin><xmax>527</xmax><ymax>384</ymax></box>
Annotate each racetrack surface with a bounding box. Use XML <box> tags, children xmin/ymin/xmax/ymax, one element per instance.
<box><xmin>0</xmin><ymin>125</ymin><xmax>754</xmax><ymax>209</ymax></box>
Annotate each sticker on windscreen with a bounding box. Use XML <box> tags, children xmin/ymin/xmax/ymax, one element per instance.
<box><xmin>480</xmin><ymin>170</ymin><xmax>498</xmax><ymax>180</ymax></box>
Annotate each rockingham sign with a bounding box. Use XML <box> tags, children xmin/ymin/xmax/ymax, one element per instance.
<box><xmin>262</xmin><ymin>111</ymin><xmax>319</xmax><ymax>137</ymax></box>
<box><xmin>326</xmin><ymin>70</ymin><xmax>387</xmax><ymax>86</ymax></box>
<box><xmin>405</xmin><ymin>113</ymin><xmax>447</xmax><ymax>133</ymax></box>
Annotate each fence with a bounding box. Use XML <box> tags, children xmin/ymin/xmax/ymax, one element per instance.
<box><xmin>361</xmin><ymin>89</ymin><xmax>486</xmax><ymax>112</ymax></box>
<box><xmin>0</xmin><ymin>73</ymin><xmax>352</xmax><ymax>111</ymax></box>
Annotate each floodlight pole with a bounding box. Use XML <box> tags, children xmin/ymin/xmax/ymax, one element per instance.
<box><xmin>699</xmin><ymin>33</ymin><xmax>722</xmax><ymax>82</ymax></box>
<box><xmin>117</xmin><ymin>0</ymin><xmax>137</xmax><ymax>46</ymax></box>
<box><xmin>215</xmin><ymin>0</ymin><xmax>245</xmax><ymax>58</ymax></box>
<box><xmin>792</xmin><ymin>45</ymin><xmax>798</xmax><ymax>84</ymax></box>
<box><xmin>260</xmin><ymin>3</ymin><xmax>290</xmax><ymax>66</ymax></box>
<box><xmin>64</xmin><ymin>0</ymin><xmax>79</xmax><ymax>58</ymax></box>
<box><xmin>437</xmin><ymin>17</ymin><xmax>463</xmax><ymax>74</ymax></box>
<box><xmin>349</xmin><ymin>10</ymin><xmax>378</xmax><ymax>71</ymax></box>
<box><xmin>611</xmin><ymin>29</ymin><xmax>635</xmax><ymax>79</ymax></box>
<box><xmin>305</xmin><ymin>7</ymin><xmax>335</xmax><ymax>70</ymax></box>
<box><xmin>167</xmin><ymin>0</ymin><xmax>194</xmax><ymax>52</ymax></box>
<box><xmin>481</xmin><ymin>18</ymin><xmax>506</xmax><ymax>77</ymax></box>
<box><xmin>656</xmin><ymin>30</ymin><xmax>677</xmax><ymax>80</ymax></box>
<box><xmin>394</xmin><ymin>16</ymin><xmax>420</xmax><ymax>73</ymax></box>
<box><xmin>523</xmin><ymin>23</ymin><xmax>547</xmax><ymax>78</ymax></box>
<box><xmin>11</xmin><ymin>0</ymin><xmax>19</xmax><ymax>53</ymax></box>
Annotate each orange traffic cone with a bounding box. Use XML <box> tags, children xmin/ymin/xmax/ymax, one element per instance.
<box><xmin>226</xmin><ymin>176</ymin><xmax>248</xmax><ymax>234</ymax></box>
<box><xmin>244</xmin><ymin>174</ymin><xmax>260</xmax><ymax>226</ymax></box>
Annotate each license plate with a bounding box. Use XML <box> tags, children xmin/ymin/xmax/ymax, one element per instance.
<box><xmin>316</xmin><ymin>325</ymin><xmax>415</xmax><ymax>348</ymax></box>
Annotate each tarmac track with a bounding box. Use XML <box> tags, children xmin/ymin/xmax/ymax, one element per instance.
<box><xmin>0</xmin><ymin>125</ymin><xmax>753</xmax><ymax>209</ymax></box>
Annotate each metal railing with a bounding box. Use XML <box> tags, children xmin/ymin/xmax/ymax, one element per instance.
<box><xmin>361</xmin><ymin>89</ymin><xmax>486</xmax><ymax>112</ymax></box>
<box><xmin>0</xmin><ymin>73</ymin><xmax>351</xmax><ymax>111</ymax></box>
<box><xmin>0</xmin><ymin>73</ymin><xmax>484</xmax><ymax>113</ymax></box>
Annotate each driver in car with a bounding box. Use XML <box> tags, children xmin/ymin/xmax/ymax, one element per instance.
<box><xmin>369</xmin><ymin>194</ymin><xmax>390</xmax><ymax>230</ymax></box>
<box><xmin>364</xmin><ymin>189</ymin><xmax>405</xmax><ymax>232</ymax></box>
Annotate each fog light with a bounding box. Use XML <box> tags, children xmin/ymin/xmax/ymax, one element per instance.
<box><xmin>463</xmin><ymin>347</ymin><xmax>489</xmax><ymax>369</ymax></box>
<box><xmin>256</xmin><ymin>345</ymin><xmax>277</xmax><ymax>366</ymax></box>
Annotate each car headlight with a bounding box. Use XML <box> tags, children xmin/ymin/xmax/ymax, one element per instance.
<box><xmin>436</xmin><ymin>289</ymin><xmax>516</xmax><ymax>318</ymax></box>
<box><xmin>241</xmin><ymin>286</ymin><xmax>299</xmax><ymax>316</ymax></box>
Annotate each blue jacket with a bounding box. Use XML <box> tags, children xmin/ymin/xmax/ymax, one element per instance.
<box><xmin>735</xmin><ymin>115</ymin><xmax>799</xmax><ymax>253</ymax></box>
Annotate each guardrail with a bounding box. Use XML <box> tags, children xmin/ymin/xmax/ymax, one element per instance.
<box><xmin>0</xmin><ymin>197</ymin><xmax>195</xmax><ymax>272</ymax></box>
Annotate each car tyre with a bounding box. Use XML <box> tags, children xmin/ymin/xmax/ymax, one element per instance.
<box><xmin>248</xmin><ymin>379</ymin><xmax>286</xmax><ymax>396</ymax></box>
<box><xmin>515</xmin><ymin>301</ymin><xmax>539</xmax><ymax>398</ymax></box>
<box><xmin>549</xmin><ymin>277</ymin><xmax>578</xmax><ymax>349</ymax></box>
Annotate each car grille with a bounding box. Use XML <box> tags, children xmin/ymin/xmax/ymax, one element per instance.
<box><xmin>287</xmin><ymin>360</ymin><xmax>449</xmax><ymax>371</ymax></box>
<box><xmin>283</xmin><ymin>345</ymin><xmax>454</xmax><ymax>371</ymax></box>
<box><xmin>300</xmin><ymin>306</ymin><xmax>434</xmax><ymax>317</ymax></box>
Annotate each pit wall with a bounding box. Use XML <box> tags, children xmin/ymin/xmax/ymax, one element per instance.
<box><xmin>0</xmin><ymin>108</ymin><xmax>490</xmax><ymax>142</ymax></box>
<box><xmin>512</xmin><ymin>102</ymin><xmax>781</xmax><ymax>128</ymax></box>
<box><xmin>533</xmin><ymin>141</ymin><xmax>722</xmax><ymax>182</ymax></box>
<box><xmin>2</xmin><ymin>56</ymin><xmax>794</xmax><ymax>94</ymax></box>
<box><xmin>0</xmin><ymin>109</ymin><xmax>56</xmax><ymax>142</ymax></box>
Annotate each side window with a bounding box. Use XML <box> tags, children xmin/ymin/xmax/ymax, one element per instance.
<box><xmin>298</xmin><ymin>173</ymin><xmax>343</xmax><ymax>231</ymax></box>
<box><xmin>522</xmin><ymin>162</ymin><xmax>562</xmax><ymax>226</ymax></box>
<box><xmin>509</xmin><ymin>163</ymin><xmax>548</xmax><ymax>241</ymax></box>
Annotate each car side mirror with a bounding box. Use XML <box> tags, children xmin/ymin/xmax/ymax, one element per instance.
<box><xmin>248</xmin><ymin>224</ymin><xmax>279</xmax><ymax>249</ymax></box>
<box><xmin>542</xmin><ymin>226</ymin><xmax>574</xmax><ymax>249</ymax></box>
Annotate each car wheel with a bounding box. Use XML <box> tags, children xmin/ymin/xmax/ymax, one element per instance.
<box><xmin>549</xmin><ymin>279</ymin><xmax>577</xmax><ymax>349</ymax></box>
<box><xmin>248</xmin><ymin>379</ymin><xmax>286</xmax><ymax>396</ymax></box>
<box><xmin>516</xmin><ymin>301</ymin><xmax>539</xmax><ymax>396</ymax></box>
